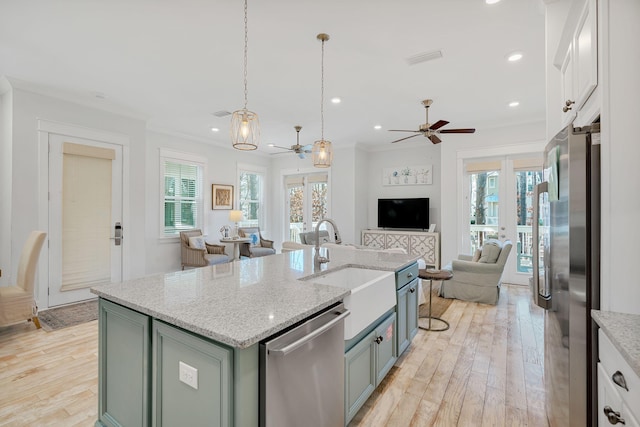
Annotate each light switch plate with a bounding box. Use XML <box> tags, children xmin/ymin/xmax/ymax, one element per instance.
<box><xmin>179</xmin><ymin>361</ymin><xmax>198</xmax><ymax>390</ymax></box>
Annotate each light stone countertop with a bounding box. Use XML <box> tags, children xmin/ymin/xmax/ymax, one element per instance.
<box><xmin>91</xmin><ymin>246</ymin><xmax>419</xmax><ymax>349</ymax></box>
<box><xmin>592</xmin><ymin>310</ymin><xmax>640</xmax><ymax>378</ymax></box>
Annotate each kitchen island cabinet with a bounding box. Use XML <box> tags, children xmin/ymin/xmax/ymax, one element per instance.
<box><xmin>92</xmin><ymin>247</ymin><xmax>419</xmax><ymax>427</ymax></box>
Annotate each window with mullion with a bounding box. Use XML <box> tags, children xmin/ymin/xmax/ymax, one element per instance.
<box><xmin>161</xmin><ymin>153</ymin><xmax>204</xmax><ymax>236</ymax></box>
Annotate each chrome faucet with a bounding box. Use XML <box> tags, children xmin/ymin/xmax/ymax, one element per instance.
<box><xmin>314</xmin><ymin>218</ymin><xmax>342</xmax><ymax>267</ymax></box>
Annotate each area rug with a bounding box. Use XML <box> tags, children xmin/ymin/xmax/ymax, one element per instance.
<box><xmin>38</xmin><ymin>299</ymin><xmax>98</xmax><ymax>331</ymax></box>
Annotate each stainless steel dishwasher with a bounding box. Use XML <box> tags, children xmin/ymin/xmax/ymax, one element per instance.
<box><xmin>260</xmin><ymin>303</ymin><xmax>349</xmax><ymax>427</ymax></box>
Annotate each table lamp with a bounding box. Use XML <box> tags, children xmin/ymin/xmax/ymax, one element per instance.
<box><xmin>229</xmin><ymin>210</ymin><xmax>243</xmax><ymax>238</ymax></box>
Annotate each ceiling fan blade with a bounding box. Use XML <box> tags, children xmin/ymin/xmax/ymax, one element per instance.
<box><xmin>388</xmin><ymin>129</ymin><xmax>421</xmax><ymax>133</ymax></box>
<box><xmin>298</xmin><ymin>153</ymin><xmax>306</xmax><ymax>159</ymax></box>
<box><xmin>429</xmin><ymin>120</ymin><xmax>449</xmax><ymax>130</ymax></box>
<box><xmin>390</xmin><ymin>134</ymin><xmax>421</xmax><ymax>144</ymax></box>
<box><xmin>302</xmin><ymin>144</ymin><xmax>312</xmax><ymax>150</ymax></box>
<box><xmin>439</xmin><ymin>128</ymin><xmax>476</xmax><ymax>134</ymax></box>
<box><xmin>270</xmin><ymin>144</ymin><xmax>293</xmax><ymax>150</ymax></box>
<box><xmin>428</xmin><ymin>134</ymin><xmax>442</xmax><ymax>144</ymax></box>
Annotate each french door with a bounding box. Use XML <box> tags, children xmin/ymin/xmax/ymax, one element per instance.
<box><xmin>48</xmin><ymin>134</ymin><xmax>123</xmax><ymax>307</ymax></box>
<box><xmin>462</xmin><ymin>156</ymin><xmax>543</xmax><ymax>285</ymax></box>
<box><xmin>284</xmin><ymin>172</ymin><xmax>329</xmax><ymax>242</ymax></box>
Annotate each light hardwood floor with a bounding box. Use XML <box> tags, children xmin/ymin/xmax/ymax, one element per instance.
<box><xmin>0</xmin><ymin>284</ymin><xmax>547</xmax><ymax>427</ymax></box>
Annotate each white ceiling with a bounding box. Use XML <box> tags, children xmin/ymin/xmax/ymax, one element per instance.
<box><xmin>0</xmin><ymin>0</ymin><xmax>546</xmax><ymax>152</ymax></box>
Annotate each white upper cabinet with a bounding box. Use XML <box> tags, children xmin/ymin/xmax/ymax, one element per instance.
<box><xmin>551</xmin><ymin>0</ymin><xmax>599</xmax><ymax>133</ymax></box>
<box><xmin>573</xmin><ymin>0</ymin><xmax>598</xmax><ymax>110</ymax></box>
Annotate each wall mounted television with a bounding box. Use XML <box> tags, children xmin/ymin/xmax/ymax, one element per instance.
<box><xmin>377</xmin><ymin>198</ymin><xmax>430</xmax><ymax>230</ymax></box>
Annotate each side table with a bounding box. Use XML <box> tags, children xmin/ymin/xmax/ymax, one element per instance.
<box><xmin>220</xmin><ymin>237</ymin><xmax>251</xmax><ymax>261</ymax></box>
<box><xmin>418</xmin><ymin>268</ymin><xmax>453</xmax><ymax>332</ymax></box>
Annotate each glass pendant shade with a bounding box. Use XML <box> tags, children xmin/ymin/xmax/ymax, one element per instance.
<box><xmin>231</xmin><ymin>109</ymin><xmax>259</xmax><ymax>150</ymax></box>
<box><xmin>312</xmin><ymin>139</ymin><xmax>333</xmax><ymax>168</ymax></box>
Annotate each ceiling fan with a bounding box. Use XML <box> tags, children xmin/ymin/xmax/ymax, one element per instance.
<box><xmin>269</xmin><ymin>126</ymin><xmax>312</xmax><ymax>159</ymax></box>
<box><xmin>389</xmin><ymin>99</ymin><xmax>476</xmax><ymax>144</ymax></box>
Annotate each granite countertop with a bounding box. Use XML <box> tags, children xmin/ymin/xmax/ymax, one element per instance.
<box><xmin>91</xmin><ymin>246</ymin><xmax>419</xmax><ymax>349</ymax></box>
<box><xmin>592</xmin><ymin>310</ymin><xmax>640</xmax><ymax>378</ymax></box>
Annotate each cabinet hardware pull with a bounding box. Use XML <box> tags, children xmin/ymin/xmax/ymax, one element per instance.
<box><xmin>409</xmin><ymin>288</ymin><xmax>416</xmax><ymax>293</ymax></box>
<box><xmin>603</xmin><ymin>406</ymin><xmax>626</xmax><ymax>425</ymax></box>
<box><xmin>375</xmin><ymin>336</ymin><xmax>383</xmax><ymax>344</ymax></box>
<box><xmin>407</xmin><ymin>273</ymin><xmax>413</xmax><ymax>279</ymax></box>
<box><xmin>612</xmin><ymin>371</ymin><xmax>629</xmax><ymax>391</ymax></box>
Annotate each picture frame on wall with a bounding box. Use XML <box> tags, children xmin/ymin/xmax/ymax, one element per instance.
<box><xmin>212</xmin><ymin>184</ymin><xmax>233</xmax><ymax>210</ymax></box>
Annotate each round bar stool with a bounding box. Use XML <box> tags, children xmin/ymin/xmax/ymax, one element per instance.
<box><xmin>418</xmin><ymin>268</ymin><xmax>453</xmax><ymax>331</ymax></box>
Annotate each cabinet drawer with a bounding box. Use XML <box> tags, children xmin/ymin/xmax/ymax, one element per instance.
<box><xmin>599</xmin><ymin>330</ymin><xmax>640</xmax><ymax>414</ymax></box>
<box><xmin>396</xmin><ymin>263</ymin><xmax>418</xmax><ymax>290</ymax></box>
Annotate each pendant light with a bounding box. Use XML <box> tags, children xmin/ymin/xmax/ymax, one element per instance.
<box><xmin>312</xmin><ymin>33</ymin><xmax>333</xmax><ymax>168</ymax></box>
<box><xmin>231</xmin><ymin>0</ymin><xmax>259</xmax><ymax>150</ymax></box>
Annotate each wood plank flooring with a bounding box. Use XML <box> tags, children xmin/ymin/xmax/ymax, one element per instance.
<box><xmin>349</xmin><ymin>284</ymin><xmax>548</xmax><ymax>427</ymax></box>
<box><xmin>0</xmin><ymin>284</ymin><xmax>547</xmax><ymax>427</ymax></box>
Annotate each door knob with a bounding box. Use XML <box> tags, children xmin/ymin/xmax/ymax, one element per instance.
<box><xmin>563</xmin><ymin>100</ymin><xmax>575</xmax><ymax>112</ymax></box>
<box><xmin>603</xmin><ymin>406</ymin><xmax>626</xmax><ymax>425</ymax></box>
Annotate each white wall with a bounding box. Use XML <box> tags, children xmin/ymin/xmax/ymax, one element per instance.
<box><xmin>598</xmin><ymin>0</ymin><xmax>640</xmax><ymax>315</ymax></box>
<box><xmin>144</xmin><ymin>131</ymin><xmax>270</xmax><ymax>274</ymax></box>
<box><xmin>440</xmin><ymin>122</ymin><xmax>546</xmax><ymax>266</ymax></box>
<box><xmin>0</xmin><ymin>83</ymin><xmax>12</xmax><ymax>285</ymax></box>
<box><xmin>6</xmin><ymin>86</ymin><xmax>147</xmax><ymax>309</ymax></box>
<box><xmin>364</xmin><ymin>142</ymin><xmax>442</xmax><ymax>234</ymax></box>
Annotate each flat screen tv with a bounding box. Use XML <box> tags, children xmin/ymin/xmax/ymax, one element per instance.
<box><xmin>378</xmin><ymin>198</ymin><xmax>429</xmax><ymax>230</ymax></box>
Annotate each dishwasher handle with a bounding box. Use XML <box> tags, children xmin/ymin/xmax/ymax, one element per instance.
<box><xmin>268</xmin><ymin>308</ymin><xmax>350</xmax><ymax>356</ymax></box>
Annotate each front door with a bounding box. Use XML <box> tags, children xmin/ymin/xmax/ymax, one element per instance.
<box><xmin>48</xmin><ymin>134</ymin><xmax>123</xmax><ymax>307</ymax></box>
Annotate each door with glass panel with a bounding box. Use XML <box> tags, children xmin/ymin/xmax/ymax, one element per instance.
<box><xmin>284</xmin><ymin>173</ymin><xmax>328</xmax><ymax>242</ymax></box>
<box><xmin>463</xmin><ymin>157</ymin><xmax>542</xmax><ymax>285</ymax></box>
<box><xmin>48</xmin><ymin>134</ymin><xmax>123</xmax><ymax>307</ymax></box>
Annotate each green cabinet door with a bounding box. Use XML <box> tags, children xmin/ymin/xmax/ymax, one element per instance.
<box><xmin>152</xmin><ymin>320</ymin><xmax>233</xmax><ymax>427</ymax></box>
<box><xmin>396</xmin><ymin>285</ymin><xmax>409</xmax><ymax>355</ymax></box>
<box><xmin>374</xmin><ymin>312</ymin><xmax>397</xmax><ymax>385</ymax></box>
<box><xmin>97</xmin><ymin>299</ymin><xmax>151</xmax><ymax>427</ymax></box>
<box><xmin>396</xmin><ymin>278</ymin><xmax>419</xmax><ymax>356</ymax></box>
<box><xmin>406</xmin><ymin>280</ymin><xmax>419</xmax><ymax>342</ymax></box>
<box><xmin>344</xmin><ymin>330</ymin><xmax>377</xmax><ymax>424</ymax></box>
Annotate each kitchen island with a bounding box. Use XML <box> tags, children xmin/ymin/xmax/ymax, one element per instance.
<box><xmin>91</xmin><ymin>246</ymin><xmax>419</xmax><ymax>427</ymax></box>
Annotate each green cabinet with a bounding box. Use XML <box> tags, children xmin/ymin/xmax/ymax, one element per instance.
<box><xmin>152</xmin><ymin>320</ymin><xmax>232</xmax><ymax>427</ymax></box>
<box><xmin>344</xmin><ymin>312</ymin><xmax>397</xmax><ymax>424</ymax></box>
<box><xmin>97</xmin><ymin>299</ymin><xmax>151</xmax><ymax>427</ymax></box>
<box><xmin>97</xmin><ymin>299</ymin><xmax>253</xmax><ymax>427</ymax></box>
<box><xmin>395</xmin><ymin>263</ymin><xmax>419</xmax><ymax>356</ymax></box>
<box><xmin>396</xmin><ymin>278</ymin><xmax>419</xmax><ymax>355</ymax></box>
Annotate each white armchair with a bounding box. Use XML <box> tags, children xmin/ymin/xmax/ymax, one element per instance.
<box><xmin>440</xmin><ymin>239</ymin><xmax>512</xmax><ymax>305</ymax></box>
<box><xmin>0</xmin><ymin>231</ymin><xmax>47</xmax><ymax>328</ymax></box>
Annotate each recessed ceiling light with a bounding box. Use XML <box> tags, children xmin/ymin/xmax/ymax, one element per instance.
<box><xmin>374</xmin><ymin>125</ymin><xmax>382</xmax><ymax>130</ymax></box>
<box><xmin>509</xmin><ymin>101</ymin><xmax>520</xmax><ymax>107</ymax></box>
<box><xmin>507</xmin><ymin>52</ymin><xmax>523</xmax><ymax>62</ymax></box>
<box><xmin>486</xmin><ymin>0</ymin><xmax>501</xmax><ymax>4</ymax></box>
<box><xmin>267</xmin><ymin>143</ymin><xmax>275</xmax><ymax>147</ymax></box>
<box><xmin>211</xmin><ymin>127</ymin><xmax>220</xmax><ymax>132</ymax></box>
<box><xmin>331</xmin><ymin>97</ymin><xmax>341</xmax><ymax>104</ymax></box>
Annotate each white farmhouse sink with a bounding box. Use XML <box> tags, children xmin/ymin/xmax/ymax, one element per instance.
<box><xmin>306</xmin><ymin>267</ymin><xmax>396</xmax><ymax>340</ymax></box>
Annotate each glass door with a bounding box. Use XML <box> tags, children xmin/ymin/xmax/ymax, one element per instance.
<box><xmin>463</xmin><ymin>156</ymin><xmax>543</xmax><ymax>285</ymax></box>
<box><xmin>284</xmin><ymin>173</ymin><xmax>328</xmax><ymax>242</ymax></box>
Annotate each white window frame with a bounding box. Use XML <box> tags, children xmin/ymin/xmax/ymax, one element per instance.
<box><xmin>159</xmin><ymin>148</ymin><xmax>207</xmax><ymax>238</ymax></box>
<box><xmin>237</xmin><ymin>163</ymin><xmax>267</xmax><ymax>230</ymax></box>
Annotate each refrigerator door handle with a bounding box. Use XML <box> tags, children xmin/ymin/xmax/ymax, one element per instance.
<box><xmin>533</xmin><ymin>182</ymin><xmax>551</xmax><ymax>309</ymax></box>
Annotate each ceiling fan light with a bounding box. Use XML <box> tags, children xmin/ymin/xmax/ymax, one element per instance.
<box><xmin>312</xmin><ymin>139</ymin><xmax>333</xmax><ymax>168</ymax></box>
<box><xmin>230</xmin><ymin>109</ymin><xmax>259</xmax><ymax>150</ymax></box>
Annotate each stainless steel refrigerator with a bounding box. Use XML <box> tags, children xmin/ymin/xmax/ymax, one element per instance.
<box><xmin>532</xmin><ymin>123</ymin><xmax>600</xmax><ymax>427</ymax></box>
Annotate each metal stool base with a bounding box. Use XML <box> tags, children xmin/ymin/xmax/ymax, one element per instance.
<box><xmin>418</xmin><ymin>316</ymin><xmax>450</xmax><ymax>331</ymax></box>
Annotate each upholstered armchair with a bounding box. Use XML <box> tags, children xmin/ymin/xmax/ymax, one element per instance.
<box><xmin>0</xmin><ymin>231</ymin><xmax>47</xmax><ymax>328</ymax></box>
<box><xmin>440</xmin><ymin>239</ymin><xmax>512</xmax><ymax>305</ymax></box>
<box><xmin>237</xmin><ymin>227</ymin><xmax>276</xmax><ymax>258</ymax></box>
<box><xmin>298</xmin><ymin>230</ymin><xmax>331</xmax><ymax>246</ymax></box>
<box><xmin>180</xmin><ymin>229</ymin><xmax>230</xmax><ymax>269</ymax></box>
